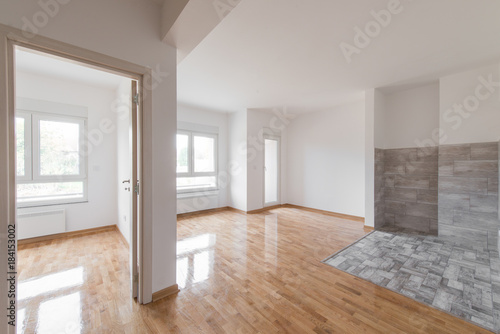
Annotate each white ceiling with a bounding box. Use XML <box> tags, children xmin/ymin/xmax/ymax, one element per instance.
<box><xmin>177</xmin><ymin>0</ymin><xmax>500</xmax><ymax>114</ymax></box>
<box><xmin>15</xmin><ymin>47</ymin><xmax>128</xmax><ymax>91</ymax></box>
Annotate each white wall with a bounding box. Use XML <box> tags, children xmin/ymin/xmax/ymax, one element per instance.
<box><xmin>116</xmin><ymin>80</ymin><xmax>131</xmax><ymax>245</ymax></box>
<box><xmin>287</xmin><ymin>101</ymin><xmax>365</xmax><ymax>218</ymax></box>
<box><xmin>228</xmin><ymin>110</ymin><xmax>247</xmax><ymax>211</ymax></box>
<box><xmin>246</xmin><ymin>109</ymin><xmax>287</xmax><ymax>212</ymax></box>
<box><xmin>365</xmin><ymin>89</ymin><xmax>383</xmax><ymax>227</ymax></box>
<box><xmin>440</xmin><ymin>62</ymin><xmax>500</xmax><ymax>145</ymax></box>
<box><xmin>16</xmin><ymin>72</ymin><xmax>119</xmax><ymax>233</ymax></box>
<box><xmin>374</xmin><ymin>90</ymin><xmax>386</xmax><ymax>150</ymax></box>
<box><xmin>364</xmin><ymin>90</ymin><xmax>375</xmax><ymax>227</ymax></box>
<box><xmin>385</xmin><ymin>83</ymin><xmax>440</xmax><ymax>149</ymax></box>
<box><xmin>0</xmin><ymin>0</ymin><xmax>177</xmax><ymax>298</ymax></box>
<box><xmin>177</xmin><ymin>104</ymin><xmax>229</xmax><ymax>213</ymax></box>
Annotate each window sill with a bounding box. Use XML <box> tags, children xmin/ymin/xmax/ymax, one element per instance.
<box><xmin>177</xmin><ymin>190</ymin><xmax>219</xmax><ymax>199</ymax></box>
<box><xmin>17</xmin><ymin>199</ymin><xmax>89</xmax><ymax>209</ymax></box>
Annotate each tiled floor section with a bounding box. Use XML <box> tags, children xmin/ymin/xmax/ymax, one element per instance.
<box><xmin>324</xmin><ymin>229</ymin><xmax>500</xmax><ymax>333</ymax></box>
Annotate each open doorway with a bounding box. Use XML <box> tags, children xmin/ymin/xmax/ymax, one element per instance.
<box><xmin>13</xmin><ymin>46</ymin><xmax>143</xmax><ymax>332</ymax></box>
<box><xmin>264</xmin><ymin>135</ymin><xmax>280</xmax><ymax>207</ymax></box>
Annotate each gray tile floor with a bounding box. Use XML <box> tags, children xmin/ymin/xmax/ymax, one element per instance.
<box><xmin>324</xmin><ymin>229</ymin><xmax>500</xmax><ymax>333</ymax></box>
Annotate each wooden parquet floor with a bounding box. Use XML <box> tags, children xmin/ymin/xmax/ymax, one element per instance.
<box><xmin>17</xmin><ymin>207</ymin><xmax>492</xmax><ymax>333</ymax></box>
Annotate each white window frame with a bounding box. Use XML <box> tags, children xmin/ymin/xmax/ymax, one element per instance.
<box><xmin>263</xmin><ymin>134</ymin><xmax>281</xmax><ymax>207</ymax></box>
<box><xmin>32</xmin><ymin>113</ymin><xmax>87</xmax><ymax>181</ymax></box>
<box><xmin>176</xmin><ymin>130</ymin><xmax>192</xmax><ymax>177</ymax></box>
<box><xmin>16</xmin><ymin>104</ymin><xmax>89</xmax><ymax>207</ymax></box>
<box><xmin>15</xmin><ymin>111</ymin><xmax>32</xmax><ymax>182</ymax></box>
<box><xmin>176</xmin><ymin>130</ymin><xmax>218</xmax><ymax>194</ymax></box>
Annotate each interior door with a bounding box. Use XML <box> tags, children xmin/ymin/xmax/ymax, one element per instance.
<box><xmin>136</xmin><ymin>80</ymin><xmax>144</xmax><ymax>303</ymax></box>
<box><xmin>264</xmin><ymin>136</ymin><xmax>280</xmax><ymax>206</ymax></box>
<box><xmin>130</xmin><ymin>80</ymin><xmax>142</xmax><ymax>302</ymax></box>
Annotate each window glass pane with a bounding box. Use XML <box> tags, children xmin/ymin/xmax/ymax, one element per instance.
<box><xmin>177</xmin><ymin>176</ymin><xmax>216</xmax><ymax>191</ymax></box>
<box><xmin>265</xmin><ymin>139</ymin><xmax>279</xmax><ymax>204</ymax></box>
<box><xmin>16</xmin><ymin>117</ymin><xmax>25</xmax><ymax>177</ymax></box>
<box><xmin>39</xmin><ymin>120</ymin><xmax>80</xmax><ymax>176</ymax></box>
<box><xmin>194</xmin><ymin>136</ymin><xmax>215</xmax><ymax>173</ymax></box>
<box><xmin>17</xmin><ymin>182</ymin><xmax>84</xmax><ymax>202</ymax></box>
<box><xmin>177</xmin><ymin>134</ymin><xmax>189</xmax><ymax>173</ymax></box>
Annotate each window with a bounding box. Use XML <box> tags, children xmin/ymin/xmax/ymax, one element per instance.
<box><xmin>16</xmin><ymin>110</ymin><xmax>88</xmax><ymax>207</ymax></box>
<box><xmin>176</xmin><ymin>130</ymin><xmax>217</xmax><ymax>193</ymax></box>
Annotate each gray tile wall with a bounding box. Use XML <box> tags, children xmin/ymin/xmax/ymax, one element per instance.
<box><xmin>368</xmin><ymin>142</ymin><xmax>500</xmax><ymax>328</ymax></box>
<box><xmin>383</xmin><ymin>146</ymin><xmax>439</xmax><ymax>234</ymax></box>
<box><xmin>438</xmin><ymin>142</ymin><xmax>499</xmax><ymax>249</ymax></box>
<box><xmin>374</xmin><ymin>148</ymin><xmax>385</xmax><ymax>229</ymax></box>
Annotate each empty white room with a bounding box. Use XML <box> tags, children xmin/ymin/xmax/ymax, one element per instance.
<box><xmin>1</xmin><ymin>1</ymin><xmax>500</xmax><ymax>333</ymax></box>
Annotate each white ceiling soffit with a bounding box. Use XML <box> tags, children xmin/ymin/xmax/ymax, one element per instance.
<box><xmin>161</xmin><ymin>0</ymin><xmax>190</xmax><ymax>42</ymax></box>
<box><xmin>15</xmin><ymin>47</ymin><xmax>129</xmax><ymax>91</ymax></box>
<box><xmin>177</xmin><ymin>0</ymin><xmax>500</xmax><ymax>114</ymax></box>
<box><xmin>164</xmin><ymin>0</ymin><xmax>243</xmax><ymax>64</ymax></box>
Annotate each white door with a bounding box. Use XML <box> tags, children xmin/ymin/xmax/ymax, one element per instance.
<box><xmin>264</xmin><ymin>136</ymin><xmax>280</xmax><ymax>206</ymax></box>
<box><xmin>130</xmin><ymin>80</ymin><xmax>143</xmax><ymax>302</ymax></box>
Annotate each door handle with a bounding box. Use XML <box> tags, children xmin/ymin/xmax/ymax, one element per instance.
<box><xmin>122</xmin><ymin>179</ymin><xmax>130</xmax><ymax>184</ymax></box>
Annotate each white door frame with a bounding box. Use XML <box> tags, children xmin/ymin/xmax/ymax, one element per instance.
<box><xmin>263</xmin><ymin>134</ymin><xmax>281</xmax><ymax>207</ymax></box>
<box><xmin>0</xmin><ymin>23</ymin><xmax>154</xmax><ymax>334</ymax></box>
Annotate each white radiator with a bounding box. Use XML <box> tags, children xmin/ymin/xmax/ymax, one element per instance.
<box><xmin>17</xmin><ymin>210</ymin><xmax>66</xmax><ymax>240</ymax></box>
